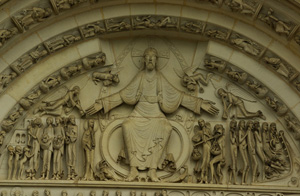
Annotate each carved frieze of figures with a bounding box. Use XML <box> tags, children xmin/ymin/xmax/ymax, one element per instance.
<box><xmin>259</xmin><ymin>8</ymin><xmax>294</xmax><ymax>37</ymax></box>
<box><xmin>0</xmin><ymin>27</ymin><xmax>18</xmax><ymax>47</ymax></box>
<box><xmin>92</xmin><ymin>71</ymin><xmax>120</xmax><ymax>86</ymax></box>
<box><xmin>265</xmin><ymin>96</ymin><xmax>288</xmax><ymax>116</ymax></box>
<box><xmin>44</xmin><ymin>33</ymin><xmax>81</xmax><ymax>53</ymax></box>
<box><xmin>205</xmin><ymin>28</ymin><xmax>229</xmax><ymax>40</ymax></box>
<box><xmin>204</xmin><ymin>58</ymin><xmax>227</xmax><ymax>73</ymax></box>
<box><xmin>1</xmin><ymin>107</ymin><xmax>24</xmax><ymax>131</ymax></box>
<box><xmin>34</xmin><ymin>86</ymin><xmax>84</xmax><ymax>116</ymax></box>
<box><xmin>80</xmin><ymin>22</ymin><xmax>105</xmax><ymax>38</ymax></box>
<box><xmin>10</xmin><ymin>46</ymin><xmax>48</xmax><ymax>74</ymax></box>
<box><xmin>230</xmin><ymin>34</ymin><xmax>262</xmax><ymax>56</ymax></box>
<box><xmin>82</xmin><ymin>52</ymin><xmax>106</xmax><ymax>69</ymax></box>
<box><xmin>263</xmin><ymin>56</ymin><xmax>298</xmax><ymax>81</ymax></box>
<box><xmin>181</xmin><ymin>20</ymin><xmax>204</xmax><ymax>34</ymax></box>
<box><xmin>60</xmin><ymin>64</ymin><xmax>83</xmax><ymax>80</ymax></box>
<box><xmin>50</xmin><ymin>0</ymin><xmax>88</xmax><ymax>14</ymax></box>
<box><xmin>217</xmin><ymin>88</ymin><xmax>265</xmax><ymax>120</ymax></box>
<box><xmin>105</xmin><ymin>18</ymin><xmax>131</xmax><ymax>32</ymax></box>
<box><xmin>225</xmin><ymin>67</ymin><xmax>248</xmax><ymax>84</ymax></box>
<box><xmin>226</xmin><ymin>0</ymin><xmax>258</xmax><ymax>16</ymax></box>
<box><xmin>12</xmin><ymin>7</ymin><xmax>52</xmax><ymax>32</ymax></box>
<box><xmin>246</xmin><ymin>80</ymin><xmax>268</xmax><ymax>98</ymax></box>
<box><xmin>0</xmin><ymin>71</ymin><xmax>17</xmax><ymax>90</ymax></box>
<box><xmin>19</xmin><ymin>89</ymin><xmax>42</xmax><ymax>110</ymax></box>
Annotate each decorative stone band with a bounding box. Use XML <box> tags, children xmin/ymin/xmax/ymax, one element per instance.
<box><xmin>1</xmin><ymin>14</ymin><xmax>300</xmax><ymax>98</ymax></box>
<box><xmin>0</xmin><ymin>181</ymin><xmax>299</xmax><ymax>194</ymax></box>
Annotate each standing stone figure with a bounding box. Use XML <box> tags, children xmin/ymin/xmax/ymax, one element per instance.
<box><xmin>7</xmin><ymin>145</ymin><xmax>14</xmax><ymax>179</ymax></box>
<box><xmin>65</xmin><ymin>115</ymin><xmax>78</xmax><ymax>179</ymax></box>
<box><xmin>209</xmin><ymin>124</ymin><xmax>225</xmax><ymax>184</ymax></box>
<box><xmin>52</xmin><ymin>117</ymin><xmax>65</xmax><ymax>179</ymax></box>
<box><xmin>86</xmin><ymin>47</ymin><xmax>219</xmax><ymax>182</ymax></box>
<box><xmin>192</xmin><ymin>119</ymin><xmax>213</xmax><ymax>183</ymax></box>
<box><xmin>228</xmin><ymin>120</ymin><xmax>238</xmax><ymax>184</ymax></box>
<box><xmin>18</xmin><ymin>147</ymin><xmax>33</xmax><ymax>179</ymax></box>
<box><xmin>27</xmin><ymin>118</ymin><xmax>43</xmax><ymax>179</ymax></box>
<box><xmin>238</xmin><ymin>120</ymin><xmax>249</xmax><ymax>184</ymax></box>
<box><xmin>40</xmin><ymin>117</ymin><xmax>54</xmax><ymax>179</ymax></box>
<box><xmin>246</xmin><ymin>121</ymin><xmax>259</xmax><ymax>183</ymax></box>
<box><xmin>12</xmin><ymin>145</ymin><xmax>23</xmax><ymax>179</ymax></box>
<box><xmin>82</xmin><ymin>119</ymin><xmax>96</xmax><ymax>180</ymax></box>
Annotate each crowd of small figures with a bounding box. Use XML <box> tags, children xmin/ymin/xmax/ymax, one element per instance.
<box><xmin>192</xmin><ymin>119</ymin><xmax>290</xmax><ymax>185</ymax></box>
<box><xmin>0</xmin><ymin>189</ymin><xmax>168</xmax><ymax>196</ymax></box>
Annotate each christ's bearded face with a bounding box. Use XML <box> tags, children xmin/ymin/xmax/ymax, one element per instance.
<box><xmin>144</xmin><ymin>51</ymin><xmax>157</xmax><ymax>71</ymax></box>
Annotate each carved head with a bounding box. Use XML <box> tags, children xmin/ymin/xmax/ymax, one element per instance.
<box><xmin>7</xmin><ymin>145</ymin><xmax>14</xmax><ymax>153</ymax></box>
<box><xmin>55</xmin><ymin>116</ymin><xmax>62</xmax><ymax>125</ymax></box>
<box><xmin>262</xmin><ymin>122</ymin><xmax>269</xmax><ymax>131</ymax></box>
<box><xmin>102</xmin><ymin>191</ymin><xmax>108</xmax><ymax>196</ymax></box>
<box><xmin>238</xmin><ymin>120</ymin><xmax>245</xmax><ymax>130</ymax></box>
<box><xmin>1</xmin><ymin>191</ymin><xmax>7</xmax><ymax>196</ymax></box>
<box><xmin>46</xmin><ymin>117</ymin><xmax>53</xmax><ymax>125</ymax></box>
<box><xmin>32</xmin><ymin>191</ymin><xmax>38</xmax><ymax>196</ymax></box>
<box><xmin>72</xmin><ymin>86</ymin><xmax>80</xmax><ymax>94</ymax></box>
<box><xmin>90</xmin><ymin>191</ymin><xmax>96</xmax><ymax>196</ymax></box>
<box><xmin>143</xmin><ymin>47</ymin><xmax>158</xmax><ymax>71</ymax></box>
<box><xmin>44</xmin><ymin>190</ymin><xmax>50</xmax><ymax>196</ymax></box>
<box><xmin>61</xmin><ymin>191</ymin><xmax>67</xmax><ymax>196</ymax></box>
<box><xmin>246</xmin><ymin>120</ymin><xmax>253</xmax><ymax>129</ymax></box>
<box><xmin>197</xmin><ymin>119</ymin><xmax>205</xmax><ymax>127</ymax></box>
<box><xmin>88</xmin><ymin>119</ymin><xmax>94</xmax><ymax>128</ymax></box>
<box><xmin>69</xmin><ymin>115</ymin><xmax>76</xmax><ymax>125</ymax></box>
<box><xmin>34</xmin><ymin>118</ymin><xmax>42</xmax><ymax>127</ymax></box>
<box><xmin>130</xmin><ymin>191</ymin><xmax>136</xmax><ymax>196</ymax></box>
<box><xmin>229</xmin><ymin>120</ymin><xmax>237</xmax><ymax>132</ymax></box>
<box><xmin>217</xmin><ymin>88</ymin><xmax>226</xmax><ymax>97</ymax></box>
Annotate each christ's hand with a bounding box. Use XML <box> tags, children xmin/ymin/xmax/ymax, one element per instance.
<box><xmin>201</xmin><ymin>100</ymin><xmax>219</xmax><ymax>116</ymax></box>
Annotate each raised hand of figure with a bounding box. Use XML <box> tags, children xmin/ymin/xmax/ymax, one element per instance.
<box><xmin>85</xmin><ymin>100</ymin><xmax>103</xmax><ymax>116</ymax></box>
<box><xmin>201</xmin><ymin>100</ymin><xmax>219</xmax><ymax>116</ymax></box>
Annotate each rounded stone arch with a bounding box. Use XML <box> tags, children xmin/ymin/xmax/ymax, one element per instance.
<box><xmin>0</xmin><ymin>0</ymin><xmax>300</xmax><ymax>195</ymax></box>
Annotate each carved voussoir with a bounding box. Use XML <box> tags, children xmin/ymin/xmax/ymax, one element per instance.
<box><xmin>12</xmin><ymin>7</ymin><xmax>52</xmax><ymax>33</ymax></box>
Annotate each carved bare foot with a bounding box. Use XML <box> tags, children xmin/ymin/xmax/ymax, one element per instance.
<box><xmin>125</xmin><ymin>167</ymin><xmax>139</xmax><ymax>182</ymax></box>
<box><xmin>147</xmin><ymin>168</ymin><xmax>160</xmax><ymax>182</ymax></box>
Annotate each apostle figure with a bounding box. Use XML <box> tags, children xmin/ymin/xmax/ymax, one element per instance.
<box><xmin>40</xmin><ymin>117</ymin><xmax>54</xmax><ymax>180</ymax></box>
<box><xmin>86</xmin><ymin>47</ymin><xmax>219</xmax><ymax>182</ymax></box>
<box><xmin>65</xmin><ymin>115</ymin><xmax>78</xmax><ymax>180</ymax></box>
<box><xmin>82</xmin><ymin>119</ymin><xmax>96</xmax><ymax>180</ymax></box>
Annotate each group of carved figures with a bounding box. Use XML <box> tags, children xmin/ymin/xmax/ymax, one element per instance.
<box><xmin>192</xmin><ymin>119</ymin><xmax>290</xmax><ymax>185</ymax></box>
<box><xmin>6</xmin><ymin>115</ymin><xmax>98</xmax><ymax>181</ymax></box>
<box><xmin>0</xmin><ymin>189</ymin><xmax>168</xmax><ymax>196</ymax></box>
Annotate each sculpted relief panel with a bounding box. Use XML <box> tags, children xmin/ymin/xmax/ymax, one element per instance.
<box><xmin>0</xmin><ymin>37</ymin><xmax>299</xmax><ymax>195</ymax></box>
